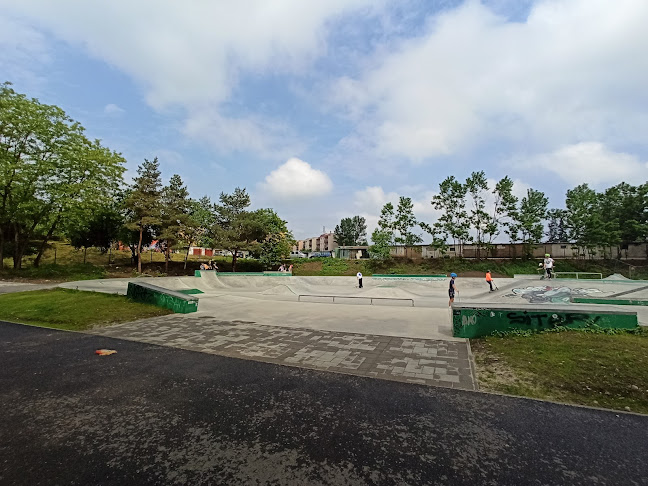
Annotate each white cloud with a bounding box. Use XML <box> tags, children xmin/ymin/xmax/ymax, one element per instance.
<box><xmin>331</xmin><ymin>0</ymin><xmax>648</xmax><ymax>162</ymax></box>
<box><xmin>103</xmin><ymin>103</ymin><xmax>124</xmax><ymax>115</ymax></box>
<box><xmin>520</xmin><ymin>142</ymin><xmax>648</xmax><ymax>187</ymax></box>
<box><xmin>2</xmin><ymin>1</ymin><xmax>375</xmax><ymax>108</ymax></box>
<box><xmin>0</xmin><ymin>0</ymin><xmax>376</xmax><ymax>154</ymax></box>
<box><xmin>260</xmin><ymin>158</ymin><xmax>333</xmax><ymax>200</ymax></box>
<box><xmin>182</xmin><ymin>109</ymin><xmax>304</xmax><ymax>158</ymax></box>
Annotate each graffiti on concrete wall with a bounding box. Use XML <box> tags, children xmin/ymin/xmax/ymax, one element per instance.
<box><xmin>506</xmin><ymin>286</ymin><xmax>602</xmax><ymax>304</ymax></box>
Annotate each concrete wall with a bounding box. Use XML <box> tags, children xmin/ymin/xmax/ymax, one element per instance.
<box><xmin>452</xmin><ymin>304</ymin><xmax>638</xmax><ymax>338</ymax></box>
<box><xmin>385</xmin><ymin>242</ymin><xmax>648</xmax><ymax>260</ymax></box>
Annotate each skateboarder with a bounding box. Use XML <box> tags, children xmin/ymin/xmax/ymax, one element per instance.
<box><xmin>356</xmin><ymin>271</ymin><xmax>363</xmax><ymax>289</ymax></box>
<box><xmin>448</xmin><ymin>272</ymin><xmax>457</xmax><ymax>306</ymax></box>
<box><xmin>486</xmin><ymin>270</ymin><xmax>494</xmax><ymax>291</ymax></box>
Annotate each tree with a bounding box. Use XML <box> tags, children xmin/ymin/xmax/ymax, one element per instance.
<box><xmin>159</xmin><ymin>174</ymin><xmax>191</xmax><ymax>273</ymax></box>
<box><xmin>546</xmin><ymin>209</ymin><xmax>568</xmax><ymax>243</ymax></box>
<box><xmin>257</xmin><ymin>209</ymin><xmax>293</xmax><ymax>269</ymax></box>
<box><xmin>181</xmin><ymin>196</ymin><xmax>214</xmax><ymax>269</ymax></box>
<box><xmin>334</xmin><ymin>216</ymin><xmax>367</xmax><ymax>246</ymax></box>
<box><xmin>565</xmin><ymin>184</ymin><xmax>619</xmax><ymax>258</ymax></box>
<box><xmin>508</xmin><ymin>189</ymin><xmax>548</xmax><ymax>258</ymax></box>
<box><xmin>429</xmin><ymin>176</ymin><xmax>470</xmax><ymax>256</ymax></box>
<box><xmin>369</xmin><ymin>228</ymin><xmax>392</xmax><ymax>260</ymax></box>
<box><xmin>66</xmin><ymin>206</ymin><xmax>123</xmax><ymax>263</ymax></box>
<box><xmin>465</xmin><ymin>171</ymin><xmax>489</xmax><ymax>259</ymax></box>
<box><xmin>123</xmin><ymin>158</ymin><xmax>162</xmax><ymax>273</ymax></box>
<box><xmin>485</xmin><ymin>176</ymin><xmax>518</xmax><ymax>252</ymax></box>
<box><xmin>0</xmin><ymin>82</ymin><xmax>125</xmax><ymax>269</ymax></box>
<box><xmin>374</xmin><ymin>198</ymin><xmax>422</xmax><ymax>252</ymax></box>
<box><xmin>212</xmin><ymin>188</ymin><xmax>266</xmax><ymax>272</ymax></box>
<box><xmin>369</xmin><ymin>203</ymin><xmax>396</xmax><ymax>259</ymax></box>
<box><xmin>394</xmin><ymin>196</ymin><xmax>422</xmax><ymax>247</ymax></box>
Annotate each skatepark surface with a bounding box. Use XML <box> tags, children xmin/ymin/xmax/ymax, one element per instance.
<box><xmin>60</xmin><ymin>274</ymin><xmax>648</xmax><ymax>340</ymax></box>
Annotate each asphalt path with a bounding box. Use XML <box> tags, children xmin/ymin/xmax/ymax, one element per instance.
<box><xmin>1</xmin><ymin>321</ymin><xmax>647</xmax><ymax>486</ymax></box>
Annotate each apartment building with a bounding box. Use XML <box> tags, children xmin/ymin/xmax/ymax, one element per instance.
<box><xmin>293</xmin><ymin>232</ymin><xmax>338</xmax><ymax>253</ymax></box>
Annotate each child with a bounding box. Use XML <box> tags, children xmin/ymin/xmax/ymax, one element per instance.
<box><xmin>543</xmin><ymin>254</ymin><xmax>555</xmax><ymax>279</ymax></box>
<box><xmin>448</xmin><ymin>272</ymin><xmax>457</xmax><ymax>306</ymax></box>
<box><xmin>486</xmin><ymin>270</ymin><xmax>494</xmax><ymax>291</ymax></box>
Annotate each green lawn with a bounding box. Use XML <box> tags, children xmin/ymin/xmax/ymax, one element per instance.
<box><xmin>0</xmin><ymin>288</ymin><xmax>172</xmax><ymax>331</ymax></box>
<box><xmin>472</xmin><ymin>329</ymin><xmax>648</xmax><ymax>414</ymax></box>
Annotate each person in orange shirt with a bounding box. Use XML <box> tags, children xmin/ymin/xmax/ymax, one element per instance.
<box><xmin>486</xmin><ymin>270</ymin><xmax>494</xmax><ymax>291</ymax></box>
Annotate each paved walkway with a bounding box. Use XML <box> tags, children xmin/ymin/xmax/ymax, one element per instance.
<box><xmin>90</xmin><ymin>316</ymin><xmax>478</xmax><ymax>390</ymax></box>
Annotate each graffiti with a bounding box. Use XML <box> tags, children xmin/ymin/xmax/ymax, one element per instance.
<box><xmin>462</xmin><ymin>314</ymin><xmax>477</xmax><ymax>327</ymax></box>
<box><xmin>506</xmin><ymin>286</ymin><xmax>602</xmax><ymax>304</ymax></box>
<box><xmin>506</xmin><ymin>311</ymin><xmax>600</xmax><ymax>328</ymax></box>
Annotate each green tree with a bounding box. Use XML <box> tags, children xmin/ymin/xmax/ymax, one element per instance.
<box><xmin>212</xmin><ymin>187</ymin><xmax>266</xmax><ymax>272</ymax></box>
<box><xmin>430</xmin><ymin>176</ymin><xmax>470</xmax><ymax>256</ymax></box>
<box><xmin>159</xmin><ymin>174</ymin><xmax>191</xmax><ymax>273</ymax></box>
<box><xmin>181</xmin><ymin>196</ymin><xmax>214</xmax><ymax>269</ymax></box>
<box><xmin>394</xmin><ymin>196</ymin><xmax>422</xmax><ymax>247</ymax></box>
<box><xmin>369</xmin><ymin>202</ymin><xmax>396</xmax><ymax>259</ymax></box>
<box><xmin>123</xmin><ymin>158</ymin><xmax>162</xmax><ymax>273</ymax></box>
<box><xmin>257</xmin><ymin>209</ymin><xmax>293</xmax><ymax>269</ymax></box>
<box><xmin>334</xmin><ymin>216</ymin><xmax>367</xmax><ymax>246</ymax></box>
<box><xmin>565</xmin><ymin>184</ymin><xmax>619</xmax><ymax>258</ymax></box>
<box><xmin>66</xmin><ymin>205</ymin><xmax>124</xmax><ymax>264</ymax></box>
<box><xmin>546</xmin><ymin>208</ymin><xmax>568</xmax><ymax>243</ymax></box>
<box><xmin>465</xmin><ymin>171</ymin><xmax>489</xmax><ymax>259</ymax></box>
<box><xmin>0</xmin><ymin>82</ymin><xmax>125</xmax><ymax>269</ymax></box>
<box><xmin>369</xmin><ymin>228</ymin><xmax>392</xmax><ymax>260</ymax></box>
<box><xmin>508</xmin><ymin>188</ymin><xmax>548</xmax><ymax>258</ymax></box>
<box><xmin>485</xmin><ymin>176</ymin><xmax>518</xmax><ymax>251</ymax></box>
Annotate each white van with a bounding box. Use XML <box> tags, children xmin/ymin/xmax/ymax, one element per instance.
<box><xmin>290</xmin><ymin>251</ymin><xmax>307</xmax><ymax>258</ymax></box>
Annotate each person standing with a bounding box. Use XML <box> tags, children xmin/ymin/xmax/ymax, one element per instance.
<box><xmin>288</xmin><ymin>264</ymin><xmax>293</xmax><ymax>274</ymax></box>
<box><xmin>356</xmin><ymin>271</ymin><xmax>363</xmax><ymax>289</ymax></box>
<box><xmin>543</xmin><ymin>254</ymin><xmax>555</xmax><ymax>279</ymax></box>
<box><xmin>448</xmin><ymin>272</ymin><xmax>457</xmax><ymax>306</ymax></box>
<box><xmin>486</xmin><ymin>270</ymin><xmax>494</xmax><ymax>291</ymax></box>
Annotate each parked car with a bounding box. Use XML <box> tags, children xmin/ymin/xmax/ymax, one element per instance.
<box><xmin>308</xmin><ymin>251</ymin><xmax>332</xmax><ymax>258</ymax></box>
<box><xmin>290</xmin><ymin>251</ymin><xmax>308</xmax><ymax>258</ymax></box>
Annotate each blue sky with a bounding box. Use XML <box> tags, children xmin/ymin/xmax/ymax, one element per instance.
<box><xmin>1</xmin><ymin>0</ymin><xmax>647</xmax><ymax>240</ymax></box>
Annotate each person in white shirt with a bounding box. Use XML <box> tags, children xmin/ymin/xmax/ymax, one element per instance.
<box><xmin>356</xmin><ymin>272</ymin><xmax>363</xmax><ymax>289</ymax></box>
<box><xmin>543</xmin><ymin>254</ymin><xmax>555</xmax><ymax>279</ymax></box>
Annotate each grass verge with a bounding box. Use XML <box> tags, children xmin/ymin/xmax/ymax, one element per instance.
<box><xmin>472</xmin><ymin>329</ymin><xmax>648</xmax><ymax>414</ymax></box>
<box><xmin>0</xmin><ymin>288</ymin><xmax>172</xmax><ymax>331</ymax></box>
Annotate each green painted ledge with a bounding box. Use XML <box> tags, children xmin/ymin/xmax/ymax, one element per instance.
<box><xmin>127</xmin><ymin>282</ymin><xmax>198</xmax><ymax>314</ymax></box>
<box><xmin>573</xmin><ymin>297</ymin><xmax>648</xmax><ymax>306</ymax></box>
<box><xmin>452</xmin><ymin>303</ymin><xmax>638</xmax><ymax>338</ymax></box>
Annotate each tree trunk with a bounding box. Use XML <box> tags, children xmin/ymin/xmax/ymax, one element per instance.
<box><xmin>13</xmin><ymin>224</ymin><xmax>22</xmax><ymax>269</ymax></box>
<box><xmin>83</xmin><ymin>247</ymin><xmax>87</xmax><ymax>264</ymax></box>
<box><xmin>165</xmin><ymin>243</ymin><xmax>169</xmax><ymax>274</ymax></box>
<box><xmin>232</xmin><ymin>251</ymin><xmax>238</xmax><ymax>272</ymax></box>
<box><xmin>34</xmin><ymin>215</ymin><xmax>61</xmax><ymax>268</ymax></box>
<box><xmin>0</xmin><ymin>226</ymin><xmax>4</xmax><ymax>270</ymax></box>
<box><xmin>184</xmin><ymin>245</ymin><xmax>191</xmax><ymax>270</ymax></box>
<box><xmin>137</xmin><ymin>225</ymin><xmax>143</xmax><ymax>273</ymax></box>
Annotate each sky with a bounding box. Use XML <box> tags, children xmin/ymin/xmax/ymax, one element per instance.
<box><xmin>2</xmin><ymin>0</ymin><xmax>648</xmax><ymax>241</ymax></box>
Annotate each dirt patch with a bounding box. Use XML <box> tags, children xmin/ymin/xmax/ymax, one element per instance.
<box><xmin>470</xmin><ymin>340</ymin><xmax>549</xmax><ymax>397</ymax></box>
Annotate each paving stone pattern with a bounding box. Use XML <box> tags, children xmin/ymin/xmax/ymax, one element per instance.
<box><xmin>91</xmin><ymin>316</ymin><xmax>477</xmax><ymax>390</ymax></box>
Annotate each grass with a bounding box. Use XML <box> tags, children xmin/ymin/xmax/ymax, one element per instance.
<box><xmin>0</xmin><ymin>288</ymin><xmax>172</xmax><ymax>331</ymax></box>
<box><xmin>289</xmin><ymin>257</ymin><xmax>644</xmax><ymax>279</ymax></box>
<box><xmin>3</xmin><ymin>240</ymin><xmax>648</xmax><ymax>281</ymax></box>
<box><xmin>472</xmin><ymin>329</ymin><xmax>648</xmax><ymax>414</ymax></box>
